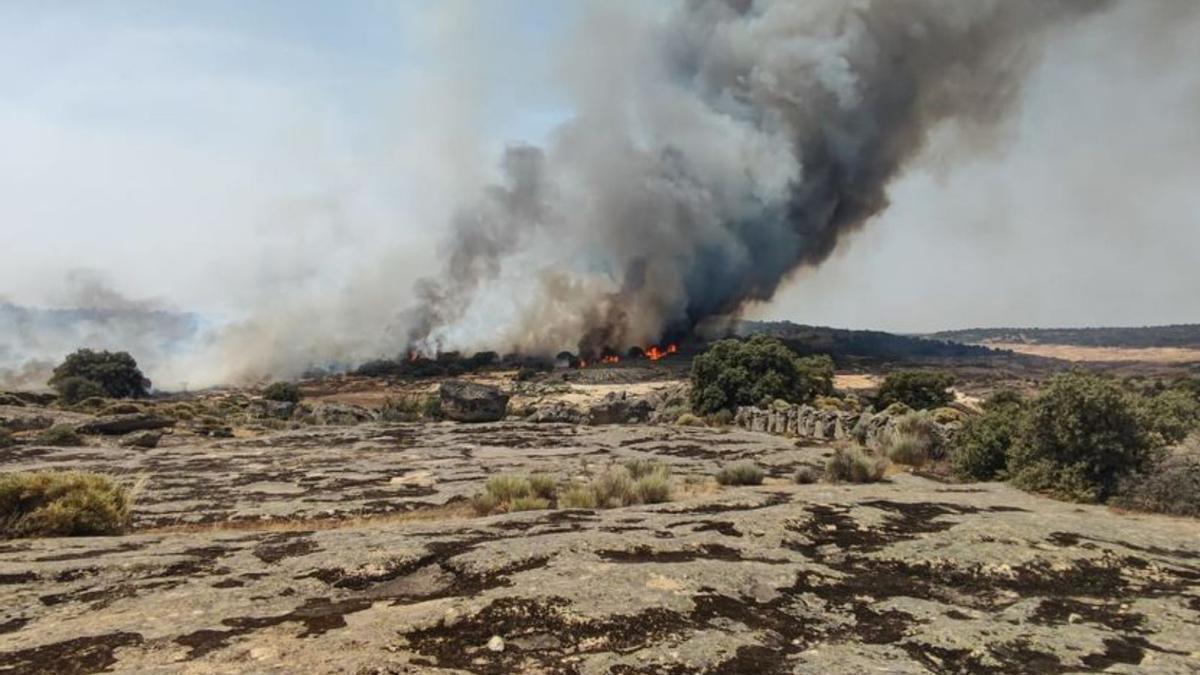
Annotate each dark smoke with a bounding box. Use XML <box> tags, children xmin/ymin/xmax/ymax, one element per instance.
<box><xmin>412</xmin><ymin>1</ymin><xmax>1113</xmax><ymax>357</ymax></box>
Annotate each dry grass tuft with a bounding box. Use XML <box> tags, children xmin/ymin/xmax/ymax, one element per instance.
<box><xmin>1</xmin><ymin>471</ymin><xmax>131</xmax><ymax>538</ymax></box>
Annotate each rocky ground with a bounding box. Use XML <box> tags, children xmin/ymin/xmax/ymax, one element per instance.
<box><xmin>1</xmin><ymin>392</ymin><xmax>1200</xmax><ymax>674</ymax></box>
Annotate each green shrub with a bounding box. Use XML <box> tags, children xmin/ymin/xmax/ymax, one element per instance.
<box><xmin>484</xmin><ymin>475</ymin><xmax>532</xmax><ymax>503</ymax></box>
<box><xmin>689</xmin><ymin>336</ymin><xmax>833</xmax><ymax>415</ymax></box>
<box><xmin>1113</xmin><ymin>442</ymin><xmax>1200</xmax><ymax>517</ymax></box>
<box><xmin>715</xmin><ymin>462</ymin><xmax>765</xmax><ymax>486</ymax></box>
<box><xmin>657</xmin><ymin>403</ymin><xmax>688</xmax><ymax>424</ymax></box>
<box><xmin>1008</xmin><ymin>372</ymin><xmax>1156</xmax><ymax>503</ymax></box>
<box><xmin>49</xmin><ymin>349</ymin><xmax>150</xmax><ymax>399</ymax></box>
<box><xmin>950</xmin><ymin>398</ymin><xmax>1026</xmax><ymax>481</ymax></box>
<box><xmin>422</xmin><ymin>396</ymin><xmax>442</xmax><ymax>420</ymax></box>
<box><xmin>0</xmin><ymin>471</ymin><xmax>131</xmax><ymax>538</ymax></box>
<box><xmin>0</xmin><ymin>428</ymin><xmax>14</xmax><ymax>448</ymax></box>
<box><xmin>1140</xmin><ymin>389</ymin><xmax>1200</xmax><ymax>445</ymax></box>
<box><xmin>528</xmin><ymin>474</ymin><xmax>558</xmax><ymax>500</ymax></box>
<box><xmin>590</xmin><ymin>468</ymin><xmax>638</xmax><ymax>508</ymax></box>
<box><xmin>262</xmin><ymin>382</ymin><xmax>301</xmax><ymax>403</ymax></box>
<box><xmin>633</xmin><ymin>472</ymin><xmax>672</xmax><ymax>504</ymax></box>
<box><xmin>622</xmin><ymin>459</ymin><xmax>667</xmax><ymax>480</ymax></box>
<box><xmin>876</xmin><ymin>370</ymin><xmax>955</xmax><ymax>410</ymax></box>
<box><xmin>794</xmin><ymin>466</ymin><xmax>819</xmax><ymax>484</ymax></box>
<box><xmin>37</xmin><ymin>425</ymin><xmax>83</xmax><ymax>447</ymax></box>
<box><xmin>471</xmin><ymin>492</ymin><xmax>499</xmax><ymax>516</ymax></box>
<box><xmin>557</xmin><ymin>484</ymin><xmax>598</xmax><ymax>509</ymax></box>
<box><xmin>508</xmin><ymin>496</ymin><xmax>551</xmax><ymax>512</ymax></box>
<box><xmin>54</xmin><ymin>377</ymin><xmax>109</xmax><ymax>406</ymax></box>
<box><xmin>826</xmin><ymin>448</ymin><xmax>888</xmax><ymax>483</ymax></box>
<box><xmin>379</xmin><ymin>395</ymin><xmax>423</xmax><ymax>422</ymax></box>
<box><xmin>886</xmin><ymin>433</ymin><xmax>930</xmax><ymax>467</ymax></box>
<box><xmin>706</xmin><ymin>409</ymin><xmax>734</xmax><ymax>427</ymax></box>
<box><xmin>675</xmin><ymin>413</ymin><xmax>706</xmax><ymax>427</ymax></box>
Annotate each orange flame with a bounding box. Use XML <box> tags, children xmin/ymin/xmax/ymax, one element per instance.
<box><xmin>644</xmin><ymin>344</ymin><xmax>677</xmax><ymax>361</ymax></box>
<box><xmin>600</xmin><ymin>355</ymin><xmax>620</xmax><ymax>364</ymax></box>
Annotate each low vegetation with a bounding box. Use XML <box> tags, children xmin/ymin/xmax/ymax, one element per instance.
<box><xmin>49</xmin><ymin>349</ymin><xmax>150</xmax><ymax>400</ymax></box>
<box><xmin>0</xmin><ymin>428</ymin><xmax>14</xmax><ymax>448</ymax></box>
<box><xmin>948</xmin><ymin>372</ymin><xmax>1200</xmax><ymax>505</ymax></box>
<box><xmin>36</xmin><ymin>424</ymin><xmax>83</xmax><ymax>447</ymax></box>
<box><xmin>826</xmin><ymin>448</ymin><xmax>888</xmax><ymax>483</ymax></box>
<box><xmin>0</xmin><ymin>471</ymin><xmax>132</xmax><ymax>538</ymax></box>
<box><xmin>690</xmin><ymin>335</ymin><xmax>833</xmax><ymax>415</ymax></box>
<box><xmin>472</xmin><ymin>466</ymin><xmax>674</xmax><ymax>515</ymax></box>
<box><xmin>715</xmin><ymin>462</ymin><xmax>765</xmax><ymax>486</ymax></box>
<box><xmin>876</xmin><ymin>370</ymin><xmax>955</xmax><ymax>410</ymax></box>
<box><xmin>262</xmin><ymin>382</ymin><xmax>301</xmax><ymax>403</ymax></box>
<box><xmin>1114</xmin><ymin>441</ymin><xmax>1200</xmax><ymax>517</ymax></box>
<box><xmin>883</xmin><ymin>411</ymin><xmax>943</xmax><ymax>467</ymax></box>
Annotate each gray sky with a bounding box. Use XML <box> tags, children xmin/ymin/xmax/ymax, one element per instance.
<box><xmin>1</xmin><ymin>1</ymin><xmax>1199</xmax><ymax>386</ymax></box>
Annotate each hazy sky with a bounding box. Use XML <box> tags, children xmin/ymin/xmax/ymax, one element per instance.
<box><xmin>2</xmin><ymin>0</ymin><xmax>1198</xmax><ymax>336</ymax></box>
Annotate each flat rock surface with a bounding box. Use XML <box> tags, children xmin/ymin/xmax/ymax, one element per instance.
<box><xmin>1</xmin><ymin>421</ymin><xmax>1198</xmax><ymax>674</ymax></box>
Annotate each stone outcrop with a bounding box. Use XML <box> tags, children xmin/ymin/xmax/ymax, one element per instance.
<box><xmin>439</xmin><ymin>380</ymin><xmax>510</xmax><ymax>422</ymax></box>
<box><xmin>734</xmin><ymin>403</ymin><xmax>956</xmax><ymax>445</ymax></box>
<box><xmin>75</xmin><ymin>413</ymin><xmax>175</xmax><ymax>435</ymax></box>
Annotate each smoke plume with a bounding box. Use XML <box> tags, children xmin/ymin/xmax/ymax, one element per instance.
<box><xmin>409</xmin><ymin>0</ymin><xmax>1110</xmax><ymax>357</ymax></box>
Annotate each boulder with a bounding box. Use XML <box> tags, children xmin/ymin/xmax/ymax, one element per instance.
<box><xmin>439</xmin><ymin>380</ymin><xmax>509</xmax><ymax>423</ymax></box>
<box><xmin>529</xmin><ymin>401</ymin><xmax>585</xmax><ymax>424</ymax></box>
<box><xmin>1</xmin><ymin>414</ymin><xmax>54</xmax><ymax>432</ymax></box>
<box><xmin>120</xmin><ymin>430</ymin><xmax>163</xmax><ymax>449</ymax></box>
<box><xmin>76</xmin><ymin>413</ymin><xmax>175</xmax><ymax>435</ymax></box>
<box><xmin>303</xmin><ymin>402</ymin><xmax>376</xmax><ymax>426</ymax></box>
<box><xmin>587</xmin><ymin>392</ymin><xmax>654</xmax><ymax>425</ymax></box>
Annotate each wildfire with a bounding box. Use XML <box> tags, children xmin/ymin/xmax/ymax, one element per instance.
<box><xmin>644</xmin><ymin>343</ymin><xmax>678</xmax><ymax>361</ymax></box>
<box><xmin>600</xmin><ymin>355</ymin><xmax>620</xmax><ymax>364</ymax></box>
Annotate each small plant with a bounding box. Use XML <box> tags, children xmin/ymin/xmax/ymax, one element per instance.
<box><xmin>422</xmin><ymin>396</ymin><xmax>442</xmax><ymax>420</ymax></box>
<box><xmin>262</xmin><ymin>382</ymin><xmax>301</xmax><ymax>404</ymax></box>
<box><xmin>886</xmin><ymin>433</ymin><xmax>930</xmax><ymax>467</ymax></box>
<box><xmin>557</xmin><ymin>484</ymin><xmax>598</xmax><ymax>509</ymax></box>
<box><xmin>471</xmin><ymin>492</ymin><xmax>500</xmax><ymax>516</ymax></box>
<box><xmin>508</xmin><ymin>496</ymin><xmax>551</xmax><ymax>512</ymax></box>
<box><xmin>794</xmin><ymin>466</ymin><xmax>819</xmax><ymax>484</ymax></box>
<box><xmin>675</xmin><ymin>413</ymin><xmax>706</xmax><ymax>427</ymax></box>
<box><xmin>484</xmin><ymin>475</ymin><xmax>532</xmax><ymax>503</ymax></box>
<box><xmin>528</xmin><ymin>474</ymin><xmax>557</xmax><ymax>500</ymax></box>
<box><xmin>0</xmin><ymin>428</ymin><xmax>15</xmax><ymax>448</ymax></box>
<box><xmin>715</xmin><ymin>462</ymin><xmax>765</xmax><ymax>486</ymax></box>
<box><xmin>36</xmin><ymin>424</ymin><xmax>83</xmax><ymax>447</ymax></box>
<box><xmin>706</xmin><ymin>409</ymin><xmax>734</xmax><ymax>427</ymax></box>
<box><xmin>622</xmin><ymin>458</ymin><xmax>667</xmax><ymax>480</ymax></box>
<box><xmin>826</xmin><ymin>448</ymin><xmax>888</xmax><ymax>483</ymax></box>
<box><xmin>590</xmin><ymin>468</ymin><xmax>638</xmax><ymax>508</ymax></box>
<box><xmin>0</xmin><ymin>471</ymin><xmax>131</xmax><ymax>538</ymax></box>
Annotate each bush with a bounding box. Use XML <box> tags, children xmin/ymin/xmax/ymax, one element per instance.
<box><xmin>557</xmin><ymin>484</ymin><xmax>598</xmax><ymax>509</ymax></box>
<box><xmin>876</xmin><ymin>370</ymin><xmax>955</xmax><ymax>410</ymax></box>
<box><xmin>1140</xmin><ymin>389</ymin><xmax>1200</xmax><ymax>445</ymax></box>
<box><xmin>262</xmin><ymin>382</ymin><xmax>301</xmax><ymax>403</ymax></box>
<box><xmin>54</xmin><ymin>377</ymin><xmax>109</xmax><ymax>406</ymax></box>
<box><xmin>49</xmin><ymin>349</ymin><xmax>150</xmax><ymax>399</ymax></box>
<box><xmin>508</xmin><ymin>496</ymin><xmax>551</xmax><ymax>512</ymax></box>
<box><xmin>37</xmin><ymin>425</ymin><xmax>83</xmax><ymax>447</ymax></box>
<box><xmin>689</xmin><ymin>336</ymin><xmax>833</xmax><ymax>415</ymax></box>
<box><xmin>826</xmin><ymin>448</ymin><xmax>888</xmax><ymax>483</ymax></box>
<box><xmin>484</xmin><ymin>475</ymin><xmax>532</xmax><ymax>503</ymax></box>
<box><xmin>715</xmin><ymin>462</ymin><xmax>764</xmax><ymax>486</ymax></box>
<box><xmin>951</xmin><ymin>398</ymin><xmax>1026</xmax><ymax>481</ymax></box>
<box><xmin>1113</xmin><ymin>442</ymin><xmax>1200</xmax><ymax>517</ymax></box>
<box><xmin>794</xmin><ymin>466</ymin><xmax>819</xmax><ymax>484</ymax></box>
<box><xmin>622</xmin><ymin>459</ymin><xmax>667</xmax><ymax>480</ymax></box>
<box><xmin>675</xmin><ymin>413</ymin><xmax>706</xmax><ymax>427</ymax></box>
<box><xmin>0</xmin><ymin>471</ymin><xmax>131</xmax><ymax>538</ymax></box>
<box><xmin>1008</xmin><ymin>372</ymin><xmax>1156</xmax><ymax>503</ymax></box>
<box><xmin>590</xmin><ymin>468</ymin><xmax>638</xmax><ymax>508</ymax></box>
<box><xmin>884</xmin><ymin>411</ymin><xmax>944</xmax><ymax>466</ymax></box>
<box><xmin>633</xmin><ymin>471</ymin><xmax>672</xmax><ymax>504</ymax></box>
<box><xmin>0</xmin><ymin>428</ymin><xmax>14</xmax><ymax>448</ymax></box>
<box><xmin>528</xmin><ymin>474</ymin><xmax>557</xmax><ymax>500</ymax></box>
<box><xmin>706</xmin><ymin>409</ymin><xmax>734</xmax><ymax>427</ymax></box>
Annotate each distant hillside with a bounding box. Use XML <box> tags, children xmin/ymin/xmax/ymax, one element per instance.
<box><xmin>927</xmin><ymin>324</ymin><xmax>1200</xmax><ymax>349</ymax></box>
<box><xmin>737</xmin><ymin>321</ymin><xmax>1001</xmax><ymax>362</ymax></box>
